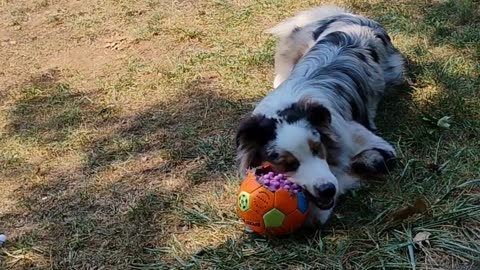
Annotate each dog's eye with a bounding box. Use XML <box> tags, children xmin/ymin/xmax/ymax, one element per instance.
<box><xmin>308</xmin><ymin>139</ymin><xmax>327</xmax><ymax>158</ymax></box>
<box><xmin>283</xmin><ymin>159</ymin><xmax>300</xmax><ymax>172</ymax></box>
<box><xmin>318</xmin><ymin>133</ymin><xmax>325</xmax><ymax>142</ymax></box>
<box><xmin>271</xmin><ymin>152</ymin><xmax>299</xmax><ymax>172</ymax></box>
<box><xmin>266</xmin><ymin>152</ymin><xmax>279</xmax><ymax>161</ymax></box>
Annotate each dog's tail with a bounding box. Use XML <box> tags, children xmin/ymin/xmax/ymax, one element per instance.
<box><xmin>266</xmin><ymin>5</ymin><xmax>348</xmax><ymax>37</ymax></box>
<box><xmin>267</xmin><ymin>5</ymin><xmax>349</xmax><ymax>88</ymax></box>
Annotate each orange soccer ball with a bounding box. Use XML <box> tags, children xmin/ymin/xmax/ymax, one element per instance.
<box><xmin>236</xmin><ymin>167</ymin><xmax>309</xmax><ymax>236</ymax></box>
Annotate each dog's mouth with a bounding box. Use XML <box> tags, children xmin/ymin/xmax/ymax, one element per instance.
<box><xmin>304</xmin><ymin>190</ymin><xmax>335</xmax><ymax>210</ymax></box>
<box><xmin>315</xmin><ymin>199</ymin><xmax>334</xmax><ymax>210</ymax></box>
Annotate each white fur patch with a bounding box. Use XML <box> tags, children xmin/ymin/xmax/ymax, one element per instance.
<box><xmin>273</xmin><ymin>121</ymin><xmax>339</xmax><ymax>193</ymax></box>
<box><xmin>266</xmin><ymin>5</ymin><xmax>349</xmax><ymax>37</ymax></box>
<box><xmin>274</xmin><ymin>121</ymin><xmax>314</xmax><ymax>160</ymax></box>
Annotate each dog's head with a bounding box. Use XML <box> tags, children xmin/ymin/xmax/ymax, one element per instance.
<box><xmin>235</xmin><ymin>99</ymin><xmax>340</xmax><ymax>209</ymax></box>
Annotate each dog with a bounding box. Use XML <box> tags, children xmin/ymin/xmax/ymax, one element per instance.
<box><xmin>235</xmin><ymin>5</ymin><xmax>405</xmax><ymax>226</ymax></box>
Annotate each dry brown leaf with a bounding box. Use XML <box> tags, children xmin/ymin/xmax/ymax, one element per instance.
<box><xmin>413</xmin><ymin>198</ymin><xmax>428</xmax><ymax>213</ymax></box>
<box><xmin>104</xmin><ymin>42</ymin><xmax>114</xmax><ymax>48</ymax></box>
<box><xmin>176</xmin><ymin>224</ymin><xmax>189</xmax><ymax>233</ymax></box>
<box><xmin>390</xmin><ymin>198</ymin><xmax>429</xmax><ymax>221</ymax></box>
<box><xmin>104</xmin><ymin>35</ymin><xmax>128</xmax><ymax>50</ymax></box>
<box><xmin>413</xmin><ymin>231</ymin><xmax>431</xmax><ymax>248</ymax></box>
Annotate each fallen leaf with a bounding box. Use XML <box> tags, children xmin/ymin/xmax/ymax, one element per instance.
<box><xmin>390</xmin><ymin>198</ymin><xmax>429</xmax><ymax>221</ymax></box>
<box><xmin>413</xmin><ymin>231</ymin><xmax>431</xmax><ymax>248</ymax></box>
<box><xmin>412</xmin><ymin>198</ymin><xmax>428</xmax><ymax>213</ymax></box>
<box><xmin>437</xmin><ymin>116</ymin><xmax>451</xmax><ymax>129</ymax></box>
<box><xmin>390</xmin><ymin>205</ymin><xmax>415</xmax><ymax>221</ymax></box>
<box><xmin>104</xmin><ymin>40</ymin><xmax>126</xmax><ymax>50</ymax></box>
<box><xmin>104</xmin><ymin>42</ymin><xmax>115</xmax><ymax>48</ymax></box>
<box><xmin>176</xmin><ymin>224</ymin><xmax>189</xmax><ymax>232</ymax></box>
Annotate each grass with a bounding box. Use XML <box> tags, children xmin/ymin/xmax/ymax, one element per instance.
<box><xmin>0</xmin><ymin>0</ymin><xmax>479</xmax><ymax>269</ymax></box>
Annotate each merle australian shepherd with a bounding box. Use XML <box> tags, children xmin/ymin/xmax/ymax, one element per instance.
<box><xmin>235</xmin><ymin>5</ymin><xmax>406</xmax><ymax>227</ymax></box>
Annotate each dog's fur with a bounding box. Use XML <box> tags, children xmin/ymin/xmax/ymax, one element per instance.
<box><xmin>235</xmin><ymin>5</ymin><xmax>406</xmax><ymax>226</ymax></box>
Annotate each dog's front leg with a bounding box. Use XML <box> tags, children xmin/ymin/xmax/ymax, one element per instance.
<box><xmin>349</xmin><ymin>122</ymin><xmax>397</xmax><ymax>176</ymax></box>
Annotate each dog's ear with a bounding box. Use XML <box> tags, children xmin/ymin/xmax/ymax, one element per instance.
<box><xmin>236</xmin><ymin>114</ymin><xmax>277</xmax><ymax>148</ymax></box>
<box><xmin>300</xmin><ymin>100</ymin><xmax>340</xmax><ymax>165</ymax></box>
<box><xmin>300</xmin><ymin>99</ymin><xmax>338</xmax><ymax>144</ymax></box>
<box><xmin>235</xmin><ymin>114</ymin><xmax>277</xmax><ymax>174</ymax></box>
<box><xmin>298</xmin><ymin>99</ymin><xmax>331</xmax><ymax>129</ymax></box>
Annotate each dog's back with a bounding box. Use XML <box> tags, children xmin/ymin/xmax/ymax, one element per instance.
<box><xmin>268</xmin><ymin>5</ymin><xmax>405</xmax><ymax>89</ymax></box>
<box><xmin>261</xmin><ymin>5</ymin><xmax>405</xmax><ymax>130</ymax></box>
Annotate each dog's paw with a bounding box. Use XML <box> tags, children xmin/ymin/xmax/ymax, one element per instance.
<box><xmin>351</xmin><ymin>148</ymin><xmax>396</xmax><ymax>175</ymax></box>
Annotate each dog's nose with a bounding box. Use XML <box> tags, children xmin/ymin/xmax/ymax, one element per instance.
<box><xmin>315</xmin><ymin>183</ymin><xmax>336</xmax><ymax>198</ymax></box>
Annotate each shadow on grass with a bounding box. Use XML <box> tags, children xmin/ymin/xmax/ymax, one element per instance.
<box><xmin>1</xmin><ymin>70</ymin><xmax>255</xmax><ymax>268</ymax></box>
<box><xmin>5</xmin><ymin>68</ymin><xmax>110</xmax><ymax>146</ymax></box>
<box><xmin>84</xmin><ymin>77</ymin><xmax>251</xmax><ymax>183</ymax></box>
